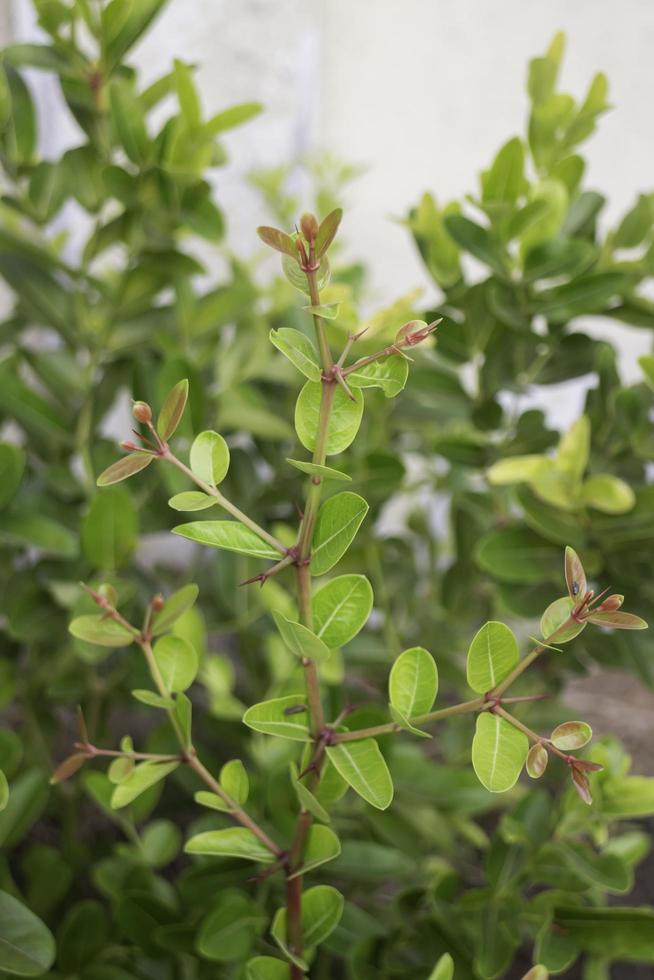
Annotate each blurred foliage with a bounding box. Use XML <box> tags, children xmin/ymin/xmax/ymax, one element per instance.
<box><xmin>0</xmin><ymin>8</ymin><xmax>652</xmax><ymax>980</ymax></box>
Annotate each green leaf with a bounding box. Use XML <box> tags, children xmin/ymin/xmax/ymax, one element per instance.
<box><xmin>185</xmin><ymin>828</ymin><xmax>275</xmax><ymax>864</ymax></box>
<box><xmin>0</xmin><ymin>443</ymin><xmax>25</xmax><ymax>509</ymax></box>
<box><xmin>69</xmin><ymin>615</ymin><xmax>134</xmax><ymax>648</ymax></box>
<box><xmin>552</xmin><ymin>906</ymin><xmax>654</xmax><ymax>961</ymax></box>
<box><xmin>551</xmin><ymin>721</ymin><xmax>592</xmax><ymax>750</ymax></box>
<box><xmin>286</xmin><ymin>459</ymin><xmax>351</xmax><ymax>482</ymax></box>
<box><xmin>581</xmin><ymin>474</ymin><xmax>635</xmax><ymax>514</ymax></box>
<box><xmin>196</xmin><ymin>888</ymin><xmax>265</xmax><ymax>962</ymax></box>
<box><xmin>556</xmin><ymin>416</ymin><xmax>590</xmax><ymax>483</ymax></box>
<box><xmin>272</xmin><ymin>611</ymin><xmax>331</xmax><ymax>663</ymax></box>
<box><xmin>346</xmin><ymin>356</ymin><xmax>409</xmax><ymax>398</ymax></box>
<box><xmin>326</xmin><ymin>740</ymin><xmax>393</xmax><ymax>810</ymax></box>
<box><xmin>472</xmin><ymin>712</ymin><xmax>529</xmax><ymax>792</ymax></box>
<box><xmin>389</xmin><ymin>646</ymin><xmax>438</xmax><ymax>717</ymax></box>
<box><xmin>206</xmin><ymin>101</ymin><xmax>262</xmax><ymax>134</ymax></box>
<box><xmin>189</xmin><ymin>431</ymin><xmax>230</xmax><ymax>486</ymax></box>
<box><xmin>476</xmin><ymin>527</ymin><xmax>561</xmax><ymax>584</ymax></box>
<box><xmin>288</xmin><ymin>825</ymin><xmax>341</xmax><ymax>879</ymax></box>
<box><xmin>0</xmin><ymin>512</ymin><xmax>77</xmax><ymax>558</ymax></box>
<box><xmin>168</xmin><ymin>491</ymin><xmax>216</xmax><ymax>511</ymax></box>
<box><xmin>141</xmin><ymin>819</ymin><xmax>181</xmax><ymax>868</ymax></box>
<box><xmin>540</xmin><ymin>596</ymin><xmax>586</xmax><ymax>642</ymax></box>
<box><xmin>295</xmin><ymin>382</ymin><xmax>364</xmax><ymax>456</ymax></box>
<box><xmin>487</xmin><ymin>454</ymin><xmax>548</xmax><ymax>486</ymax></box>
<box><xmin>271</xmin><ymin>885</ymin><xmax>343</xmax><ymax>966</ymax></box>
<box><xmin>131</xmin><ymin>690</ymin><xmax>174</xmax><ymax>708</ymax></box>
<box><xmin>246</xmin><ymin>957</ymin><xmax>288</xmax><ymax>980</ymax></box>
<box><xmin>311</xmin><ymin>492</ymin><xmax>369</xmax><ymax>576</ymax></box>
<box><xmin>0</xmin><ymin>890</ymin><xmax>55</xmax><ymax>976</ymax></box>
<box><xmin>290</xmin><ymin>763</ymin><xmax>330</xmax><ymax>823</ymax></box>
<box><xmin>466</xmin><ymin>622</ymin><xmax>519</xmax><ymax>693</ymax></box>
<box><xmin>535</xmin><ymin>272</ymin><xmax>628</xmax><ymax>324</ymax></box>
<box><xmin>111</xmin><ymin>760</ymin><xmax>179</xmax><ymax>809</ymax></box>
<box><xmin>312</xmin><ymin>575</ymin><xmax>373</xmax><ymax>648</ymax></box>
<box><xmin>220</xmin><ymin>759</ymin><xmax>249</xmax><ymax>804</ymax></box>
<box><xmin>102</xmin><ymin>0</ymin><xmax>167</xmax><ymax>71</ymax></box>
<box><xmin>175</xmin><ymin>691</ymin><xmax>193</xmax><ymax>746</ymax></box>
<box><xmin>109</xmin><ymin>77</ymin><xmax>149</xmax><ymax>164</ymax></box>
<box><xmin>282</xmin><ymin>252</ymin><xmax>330</xmax><ymax>294</ymax></box>
<box><xmin>444</xmin><ymin>213</ymin><xmax>508</xmax><ymax>276</ymax></box>
<box><xmin>173</xmin><ymin>59</ymin><xmax>201</xmax><ymax>127</ymax></box>
<box><xmin>0</xmin><ymin>771</ymin><xmax>8</xmax><ymax>812</ymax></box>
<box><xmin>614</xmin><ymin>194</ymin><xmax>652</xmax><ymax>248</ymax></box>
<box><xmin>194</xmin><ymin>791</ymin><xmax>230</xmax><ymax>813</ymax></box>
<box><xmin>482</xmin><ymin>137</ymin><xmax>525</xmax><ymax>204</ymax></box>
<box><xmin>81</xmin><ymin>485</ymin><xmax>137</xmax><ymax>570</ymax></box>
<box><xmin>242</xmin><ymin>695</ymin><xmax>311</xmax><ymax>741</ymax></box>
<box><xmin>428</xmin><ymin>953</ymin><xmax>455</xmax><ymax>980</ymax></box>
<box><xmin>173</xmin><ymin>521</ymin><xmax>280</xmax><ymax>559</ymax></box>
<box><xmin>270</xmin><ymin>328</ymin><xmax>321</xmax><ymax>381</ymax></box>
<box><xmin>157</xmin><ymin>379</ymin><xmax>189</xmax><ymax>441</ymax></box>
<box><xmin>151</xmin><ymin>583</ymin><xmax>199</xmax><ymax>635</ymax></box>
<box><xmin>389</xmin><ymin>705</ymin><xmax>431</xmax><ymax>739</ymax></box>
<box><xmin>96</xmin><ymin>453</ymin><xmax>153</xmax><ymax>487</ymax></box>
<box><xmin>153</xmin><ymin>635</ymin><xmax>198</xmax><ymax>692</ymax></box>
<box><xmin>302</xmin><ymin>303</ymin><xmax>340</xmax><ymax>320</ymax></box>
<box><xmin>523</xmin><ymin>238</ymin><xmax>595</xmax><ymax>281</ymax></box>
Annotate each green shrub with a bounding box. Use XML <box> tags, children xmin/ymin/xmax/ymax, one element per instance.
<box><xmin>1</xmin><ymin>9</ymin><xmax>654</xmax><ymax>980</ymax></box>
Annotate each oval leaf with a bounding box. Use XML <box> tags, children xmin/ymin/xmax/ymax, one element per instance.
<box><xmin>157</xmin><ymin>379</ymin><xmax>189</xmax><ymax>441</ymax></box>
<box><xmin>168</xmin><ymin>491</ymin><xmax>216</xmax><ymax>511</ymax></box>
<box><xmin>295</xmin><ymin>381</ymin><xmax>364</xmax><ymax>456</ymax></box>
<box><xmin>466</xmin><ymin>622</ymin><xmax>519</xmax><ymax>693</ymax></box>
<box><xmin>312</xmin><ymin>574</ymin><xmax>373</xmax><ymax>648</ymax></box>
<box><xmin>326</xmin><ymin>739</ymin><xmax>393</xmax><ymax>810</ymax></box>
<box><xmin>551</xmin><ymin>721</ymin><xmax>592</xmax><ymax>751</ymax></box>
<box><xmin>151</xmin><ymin>583</ymin><xmax>199</xmax><ymax>635</ymax></box>
<box><xmin>540</xmin><ymin>596</ymin><xmax>586</xmax><ymax>642</ymax></box>
<box><xmin>286</xmin><ymin>458</ymin><xmax>351</xmax><ymax>482</ymax></box>
<box><xmin>97</xmin><ymin>453</ymin><xmax>153</xmax><ymax>487</ymax></box>
<box><xmin>190</xmin><ymin>431</ymin><xmax>230</xmax><ymax>486</ymax></box>
<box><xmin>526</xmin><ymin>743</ymin><xmax>549</xmax><ymax>779</ymax></box>
<box><xmin>69</xmin><ymin>615</ymin><xmax>134</xmax><ymax>648</ymax></box>
<box><xmin>472</xmin><ymin>712</ymin><xmax>529</xmax><ymax>792</ymax></box>
<box><xmin>110</xmin><ymin>760</ymin><xmax>179</xmax><ymax>809</ymax></box>
<box><xmin>270</xmin><ymin>328</ymin><xmax>321</xmax><ymax>381</ymax></box>
<box><xmin>173</xmin><ymin>521</ymin><xmax>280</xmax><ymax>559</ymax></box>
<box><xmin>272</xmin><ymin>611</ymin><xmax>331</xmax><ymax>663</ymax></box>
<box><xmin>185</xmin><ymin>827</ymin><xmax>275</xmax><ymax>864</ymax></box>
<box><xmin>242</xmin><ymin>695</ymin><xmax>311</xmax><ymax>741</ymax></box>
<box><xmin>564</xmin><ymin>545</ymin><xmax>587</xmax><ymax>600</ymax></box>
<box><xmin>288</xmin><ymin>825</ymin><xmax>341</xmax><ymax>879</ymax></box>
<box><xmin>0</xmin><ymin>890</ymin><xmax>55</xmax><ymax>977</ymax></box>
<box><xmin>389</xmin><ymin>646</ymin><xmax>438</xmax><ymax>718</ymax></box>
<box><xmin>153</xmin><ymin>635</ymin><xmax>198</xmax><ymax>692</ymax></box>
<box><xmin>310</xmin><ymin>492</ymin><xmax>368</xmax><ymax>576</ymax></box>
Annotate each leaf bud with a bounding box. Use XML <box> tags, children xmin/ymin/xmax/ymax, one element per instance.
<box><xmin>151</xmin><ymin>594</ymin><xmax>165</xmax><ymax>613</ymax></box>
<box><xmin>299</xmin><ymin>212</ymin><xmax>319</xmax><ymax>243</ymax></box>
<box><xmin>598</xmin><ymin>593</ymin><xmax>624</xmax><ymax>612</ymax></box>
<box><xmin>132</xmin><ymin>401</ymin><xmax>152</xmax><ymax>423</ymax></box>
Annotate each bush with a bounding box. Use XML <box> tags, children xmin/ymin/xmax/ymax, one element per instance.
<box><xmin>1</xmin><ymin>8</ymin><xmax>654</xmax><ymax>980</ymax></box>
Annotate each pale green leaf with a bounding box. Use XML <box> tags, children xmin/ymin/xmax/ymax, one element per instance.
<box><xmin>286</xmin><ymin>458</ymin><xmax>351</xmax><ymax>482</ymax></box>
<box><xmin>466</xmin><ymin>622</ymin><xmax>519</xmax><ymax>693</ymax></box>
<box><xmin>312</xmin><ymin>574</ymin><xmax>373</xmax><ymax>648</ymax></box>
<box><xmin>173</xmin><ymin>521</ymin><xmax>280</xmax><ymax>559</ymax></box>
<box><xmin>168</xmin><ymin>491</ymin><xmax>216</xmax><ymax>511</ymax></box>
<box><xmin>131</xmin><ymin>689</ymin><xmax>174</xmax><ymax>708</ymax></box>
<box><xmin>220</xmin><ymin>759</ymin><xmax>249</xmax><ymax>804</ymax></box>
<box><xmin>540</xmin><ymin>596</ymin><xmax>586</xmax><ymax>642</ymax></box>
<box><xmin>487</xmin><ymin>454</ymin><xmax>548</xmax><ymax>485</ymax></box>
<box><xmin>311</xmin><ymin>492</ymin><xmax>368</xmax><ymax>576</ymax></box>
<box><xmin>581</xmin><ymin>474</ymin><xmax>635</xmax><ymax>514</ymax></box>
<box><xmin>389</xmin><ymin>646</ymin><xmax>438</xmax><ymax>717</ymax></box>
<box><xmin>151</xmin><ymin>583</ymin><xmax>199</xmax><ymax>636</ymax></box>
<box><xmin>472</xmin><ymin>712</ymin><xmax>529</xmax><ymax>792</ymax></box>
<box><xmin>189</xmin><ymin>431</ymin><xmax>230</xmax><ymax>486</ymax></box>
<box><xmin>272</xmin><ymin>611</ymin><xmax>331</xmax><ymax>663</ymax></box>
<box><xmin>346</xmin><ymin>356</ymin><xmax>409</xmax><ymax>398</ymax></box>
<box><xmin>295</xmin><ymin>381</ymin><xmax>364</xmax><ymax>456</ymax></box>
<box><xmin>242</xmin><ymin>695</ymin><xmax>311</xmax><ymax>741</ymax></box>
<box><xmin>288</xmin><ymin>825</ymin><xmax>341</xmax><ymax>879</ymax></box>
<box><xmin>69</xmin><ymin>615</ymin><xmax>134</xmax><ymax>648</ymax></box>
<box><xmin>153</xmin><ymin>634</ymin><xmax>198</xmax><ymax>692</ymax></box>
<box><xmin>271</xmin><ymin>885</ymin><xmax>343</xmax><ymax>965</ymax></box>
<box><xmin>96</xmin><ymin>452</ymin><xmax>153</xmax><ymax>487</ymax></box>
<box><xmin>270</xmin><ymin>328</ymin><xmax>321</xmax><ymax>381</ymax></box>
<box><xmin>428</xmin><ymin>952</ymin><xmax>455</xmax><ymax>980</ymax></box>
<box><xmin>326</xmin><ymin>739</ymin><xmax>393</xmax><ymax>810</ymax></box>
<box><xmin>111</xmin><ymin>760</ymin><xmax>179</xmax><ymax>809</ymax></box>
<box><xmin>184</xmin><ymin>827</ymin><xmax>275</xmax><ymax>864</ymax></box>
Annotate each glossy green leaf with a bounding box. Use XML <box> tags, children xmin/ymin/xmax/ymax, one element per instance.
<box><xmin>157</xmin><ymin>379</ymin><xmax>189</xmax><ymax>441</ymax></box>
<box><xmin>312</xmin><ymin>574</ymin><xmax>373</xmax><ymax>648</ymax></box>
<box><xmin>242</xmin><ymin>695</ymin><xmax>311</xmax><ymax>741</ymax></box>
<box><xmin>551</xmin><ymin>721</ymin><xmax>592</xmax><ymax>750</ymax></box>
<box><xmin>151</xmin><ymin>583</ymin><xmax>199</xmax><ymax>635</ymax></box>
<box><xmin>131</xmin><ymin>689</ymin><xmax>174</xmax><ymax>708</ymax></box>
<box><xmin>189</xmin><ymin>431</ymin><xmax>230</xmax><ymax>486</ymax></box>
<box><xmin>389</xmin><ymin>646</ymin><xmax>438</xmax><ymax>717</ymax></box>
<box><xmin>472</xmin><ymin>712</ymin><xmax>529</xmax><ymax>792</ymax></box>
<box><xmin>389</xmin><ymin>705</ymin><xmax>431</xmax><ymax>739</ymax></box>
<box><xmin>288</xmin><ymin>825</ymin><xmax>341</xmax><ymax>879</ymax></box>
<box><xmin>295</xmin><ymin>381</ymin><xmax>364</xmax><ymax>455</ymax></box>
<box><xmin>346</xmin><ymin>356</ymin><xmax>409</xmax><ymax>398</ymax></box>
<box><xmin>270</xmin><ymin>328</ymin><xmax>321</xmax><ymax>381</ymax></box>
<box><xmin>111</xmin><ymin>760</ymin><xmax>179</xmax><ymax>809</ymax></box>
<box><xmin>168</xmin><ymin>491</ymin><xmax>216</xmax><ymax>511</ymax></box>
<box><xmin>173</xmin><ymin>521</ymin><xmax>280</xmax><ymax>559</ymax></box>
<box><xmin>0</xmin><ymin>443</ymin><xmax>25</xmax><ymax>508</ymax></box>
<box><xmin>185</xmin><ymin>828</ymin><xmax>275</xmax><ymax>864</ymax></box>
<box><xmin>246</xmin><ymin>957</ymin><xmax>288</xmax><ymax>980</ymax></box>
<box><xmin>282</xmin><ymin>252</ymin><xmax>330</xmax><ymax>294</ymax></box>
<box><xmin>466</xmin><ymin>622</ymin><xmax>518</xmax><ymax>693</ymax></box>
<box><xmin>153</xmin><ymin>635</ymin><xmax>198</xmax><ymax>692</ymax></box>
<box><xmin>310</xmin><ymin>492</ymin><xmax>369</xmax><ymax>576</ymax></box>
<box><xmin>271</xmin><ymin>885</ymin><xmax>343</xmax><ymax>965</ymax></box>
<box><xmin>0</xmin><ymin>890</ymin><xmax>55</xmax><ymax>976</ymax></box>
<box><xmin>326</xmin><ymin>739</ymin><xmax>393</xmax><ymax>810</ymax></box>
<box><xmin>69</xmin><ymin>615</ymin><xmax>134</xmax><ymax>648</ymax></box>
<box><xmin>286</xmin><ymin>458</ymin><xmax>351</xmax><ymax>482</ymax></box>
<box><xmin>540</xmin><ymin>596</ymin><xmax>586</xmax><ymax>642</ymax></box>
<box><xmin>272</xmin><ymin>611</ymin><xmax>331</xmax><ymax>663</ymax></box>
<box><xmin>428</xmin><ymin>953</ymin><xmax>455</xmax><ymax>980</ymax></box>
<box><xmin>290</xmin><ymin>763</ymin><xmax>330</xmax><ymax>822</ymax></box>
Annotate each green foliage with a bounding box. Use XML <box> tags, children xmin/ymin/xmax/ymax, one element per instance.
<box><xmin>2</xmin><ymin>14</ymin><xmax>654</xmax><ymax>980</ymax></box>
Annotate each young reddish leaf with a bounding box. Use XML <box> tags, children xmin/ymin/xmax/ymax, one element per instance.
<box><xmin>315</xmin><ymin>208</ymin><xmax>343</xmax><ymax>257</ymax></box>
<box><xmin>573</xmin><ymin>758</ymin><xmax>604</xmax><ymax>773</ymax></box>
<box><xmin>97</xmin><ymin>453</ymin><xmax>153</xmax><ymax>487</ymax></box>
<box><xmin>526</xmin><ymin>743</ymin><xmax>549</xmax><ymax>778</ymax></box>
<box><xmin>256</xmin><ymin>225</ymin><xmax>296</xmax><ymax>256</ymax></box>
<box><xmin>596</xmin><ymin>593</ymin><xmax>624</xmax><ymax>612</ymax></box>
<box><xmin>571</xmin><ymin>767</ymin><xmax>592</xmax><ymax>805</ymax></box>
<box><xmin>50</xmin><ymin>752</ymin><xmax>87</xmax><ymax>784</ymax></box>
<box><xmin>564</xmin><ymin>545</ymin><xmax>587</xmax><ymax>600</ymax></box>
<box><xmin>551</xmin><ymin>720</ymin><xmax>592</xmax><ymax>750</ymax></box>
<box><xmin>157</xmin><ymin>379</ymin><xmax>189</xmax><ymax>441</ymax></box>
<box><xmin>587</xmin><ymin>610</ymin><xmax>648</xmax><ymax>630</ymax></box>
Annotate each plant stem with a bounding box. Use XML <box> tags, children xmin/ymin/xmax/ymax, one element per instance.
<box><xmin>493</xmin><ymin>705</ymin><xmax>570</xmax><ymax>763</ymax></box>
<box><xmin>332</xmin><ymin>696</ymin><xmax>486</xmax><ymax>742</ymax></box>
<box><xmin>490</xmin><ymin>616</ymin><xmax>575</xmax><ymax>697</ymax></box>
<box><xmin>163</xmin><ymin>450</ymin><xmax>288</xmax><ymax>556</ymax></box>
<box><xmin>138</xmin><ymin>638</ymin><xmax>281</xmax><ymax>857</ymax></box>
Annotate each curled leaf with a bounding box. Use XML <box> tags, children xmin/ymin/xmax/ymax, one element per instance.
<box><xmin>551</xmin><ymin>720</ymin><xmax>592</xmax><ymax>750</ymax></box>
<box><xmin>571</xmin><ymin>767</ymin><xmax>593</xmax><ymax>805</ymax></box>
<box><xmin>526</xmin><ymin>743</ymin><xmax>549</xmax><ymax>779</ymax></box>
